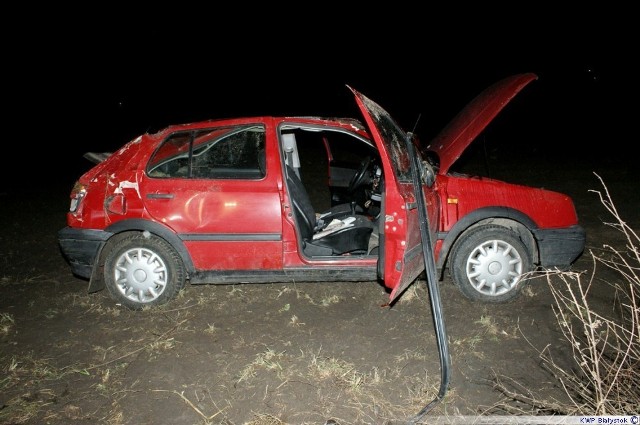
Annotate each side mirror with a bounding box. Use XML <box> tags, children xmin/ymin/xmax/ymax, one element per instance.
<box><xmin>420</xmin><ymin>160</ymin><xmax>436</xmax><ymax>188</ymax></box>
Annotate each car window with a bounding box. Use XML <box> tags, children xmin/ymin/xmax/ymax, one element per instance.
<box><xmin>356</xmin><ymin>93</ymin><xmax>412</xmax><ymax>182</ymax></box>
<box><xmin>325</xmin><ymin>131</ymin><xmax>377</xmax><ymax>167</ymax></box>
<box><xmin>147</xmin><ymin>125</ymin><xmax>266</xmax><ymax>179</ymax></box>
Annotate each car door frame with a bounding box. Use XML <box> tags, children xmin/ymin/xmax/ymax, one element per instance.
<box><xmin>349</xmin><ymin>86</ymin><xmax>430</xmax><ymax>302</ymax></box>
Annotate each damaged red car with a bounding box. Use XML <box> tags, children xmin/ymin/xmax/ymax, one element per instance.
<box><xmin>58</xmin><ymin>73</ymin><xmax>585</xmax><ymax>310</ymax></box>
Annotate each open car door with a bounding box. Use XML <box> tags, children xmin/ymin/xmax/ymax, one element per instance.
<box><xmin>349</xmin><ymin>87</ymin><xmax>429</xmax><ymax>303</ymax></box>
<box><xmin>351</xmin><ymin>86</ymin><xmax>451</xmax><ymax>420</ymax></box>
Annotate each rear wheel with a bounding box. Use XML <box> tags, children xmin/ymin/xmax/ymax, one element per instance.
<box><xmin>104</xmin><ymin>232</ymin><xmax>186</xmax><ymax>310</ymax></box>
<box><xmin>449</xmin><ymin>224</ymin><xmax>533</xmax><ymax>303</ymax></box>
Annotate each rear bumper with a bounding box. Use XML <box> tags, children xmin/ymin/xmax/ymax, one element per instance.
<box><xmin>58</xmin><ymin>227</ymin><xmax>112</xmax><ymax>279</ymax></box>
<box><xmin>533</xmin><ymin>225</ymin><xmax>586</xmax><ymax>268</ymax></box>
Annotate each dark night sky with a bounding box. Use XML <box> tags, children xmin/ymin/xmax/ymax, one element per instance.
<box><xmin>4</xmin><ymin>10</ymin><xmax>636</xmax><ymax>194</ymax></box>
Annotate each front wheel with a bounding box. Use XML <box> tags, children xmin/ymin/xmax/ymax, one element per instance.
<box><xmin>449</xmin><ymin>224</ymin><xmax>533</xmax><ymax>303</ymax></box>
<box><xmin>104</xmin><ymin>232</ymin><xmax>186</xmax><ymax>310</ymax></box>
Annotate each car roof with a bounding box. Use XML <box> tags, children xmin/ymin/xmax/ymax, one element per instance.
<box><xmin>150</xmin><ymin>116</ymin><xmax>369</xmax><ymax>138</ymax></box>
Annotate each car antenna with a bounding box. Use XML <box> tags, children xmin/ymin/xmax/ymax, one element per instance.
<box><xmin>410</xmin><ymin>113</ymin><xmax>422</xmax><ymax>136</ymax></box>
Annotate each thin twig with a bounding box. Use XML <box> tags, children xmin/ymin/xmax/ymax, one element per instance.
<box><xmin>85</xmin><ymin>319</ymin><xmax>188</xmax><ymax>370</ymax></box>
<box><xmin>152</xmin><ymin>389</ymin><xmax>227</xmax><ymax>421</ymax></box>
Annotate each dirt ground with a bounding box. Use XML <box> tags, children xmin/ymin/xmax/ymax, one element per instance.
<box><xmin>0</xmin><ymin>148</ymin><xmax>636</xmax><ymax>424</ymax></box>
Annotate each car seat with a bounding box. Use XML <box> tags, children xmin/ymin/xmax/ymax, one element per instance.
<box><xmin>285</xmin><ymin>165</ymin><xmax>374</xmax><ymax>256</ymax></box>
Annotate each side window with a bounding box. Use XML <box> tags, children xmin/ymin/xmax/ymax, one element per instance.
<box><xmin>147</xmin><ymin>133</ymin><xmax>192</xmax><ymax>177</ymax></box>
<box><xmin>326</xmin><ymin>131</ymin><xmax>376</xmax><ymax>168</ymax></box>
<box><xmin>147</xmin><ymin>125</ymin><xmax>266</xmax><ymax>179</ymax></box>
<box><xmin>192</xmin><ymin>127</ymin><xmax>266</xmax><ymax>179</ymax></box>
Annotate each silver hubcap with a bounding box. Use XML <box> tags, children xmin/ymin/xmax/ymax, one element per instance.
<box><xmin>114</xmin><ymin>247</ymin><xmax>168</xmax><ymax>303</ymax></box>
<box><xmin>465</xmin><ymin>239</ymin><xmax>523</xmax><ymax>297</ymax></box>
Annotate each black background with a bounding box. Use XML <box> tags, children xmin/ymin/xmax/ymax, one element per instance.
<box><xmin>3</xmin><ymin>9</ymin><xmax>635</xmax><ymax>194</ymax></box>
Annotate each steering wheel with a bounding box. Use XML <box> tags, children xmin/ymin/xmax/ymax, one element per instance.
<box><xmin>348</xmin><ymin>156</ymin><xmax>372</xmax><ymax>193</ymax></box>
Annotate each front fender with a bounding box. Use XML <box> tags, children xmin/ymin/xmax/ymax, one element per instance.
<box><xmin>436</xmin><ymin>206</ymin><xmax>538</xmax><ymax>269</ymax></box>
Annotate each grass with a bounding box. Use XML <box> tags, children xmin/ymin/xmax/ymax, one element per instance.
<box><xmin>491</xmin><ymin>174</ymin><xmax>640</xmax><ymax>415</ymax></box>
<box><xmin>0</xmin><ymin>312</ymin><xmax>14</xmax><ymax>335</ymax></box>
<box><xmin>0</xmin><ymin>271</ymin><xmax>503</xmax><ymax>423</ymax></box>
<box><xmin>237</xmin><ymin>348</ymin><xmax>288</xmax><ymax>384</ymax></box>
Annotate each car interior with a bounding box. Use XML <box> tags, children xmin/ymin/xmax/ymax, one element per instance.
<box><xmin>280</xmin><ymin>130</ymin><xmax>381</xmax><ymax>257</ymax></box>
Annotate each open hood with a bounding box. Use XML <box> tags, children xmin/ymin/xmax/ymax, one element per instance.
<box><xmin>426</xmin><ymin>73</ymin><xmax>538</xmax><ymax>174</ymax></box>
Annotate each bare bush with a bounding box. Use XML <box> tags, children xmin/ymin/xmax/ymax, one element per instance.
<box><xmin>493</xmin><ymin>173</ymin><xmax>640</xmax><ymax>415</ymax></box>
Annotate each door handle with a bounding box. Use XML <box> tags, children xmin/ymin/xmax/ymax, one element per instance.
<box><xmin>147</xmin><ymin>193</ymin><xmax>174</xmax><ymax>199</ymax></box>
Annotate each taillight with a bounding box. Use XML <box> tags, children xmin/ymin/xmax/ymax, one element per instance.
<box><xmin>69</xmin><ymin>182</ymin><xmax>87</xmax><ymax>213</ymax></box>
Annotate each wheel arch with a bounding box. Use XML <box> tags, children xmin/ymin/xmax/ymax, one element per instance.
<box><xmin>88</xmin><ymin>219</ymin><xmax>195</xmax><ymax>293</ymax></box>
<box><xmin>437</xmin><ymin>207</ymin><xmax>539</xmax><ymax>271</ymax></box>
<box><xmin>105</xmin><ymin>219</ymin><xmax>195</xmax><ymax>272</ymax></box>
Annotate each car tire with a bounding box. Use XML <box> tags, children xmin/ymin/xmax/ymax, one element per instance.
<box><xmin>104</xmin><ymin>231</ymin><xmax>186</xmax><ymax>310</ymax></box>
<box><xmin>449</xmin><ymin>224</ymin><xmax>533</xmax><ymax>303</ymax></box>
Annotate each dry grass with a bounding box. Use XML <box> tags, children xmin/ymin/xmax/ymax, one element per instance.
<box><xmin>491</xmin><ymin>174</ymin><xmax>640</xmax><ymax>415</ymax></box>
<box><xmin>0</xmin><ymin>352</ymin><xmax>84</xmax><ymax>424</ymax></box>
<box><xmin>0</xmin><ymin>312</ymin><xmax>14</xmax><ymax>336</ymax></box>
<box><xmin>245</xmin><ymin>413</ymin><xmax>287</xmax><ymax>425</ymax></box>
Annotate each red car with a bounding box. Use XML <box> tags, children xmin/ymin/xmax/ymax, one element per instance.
<box><xmin>58</xmin><ymin>73</ymin><xmax>585</xmax><ymax>310</ymax></box>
